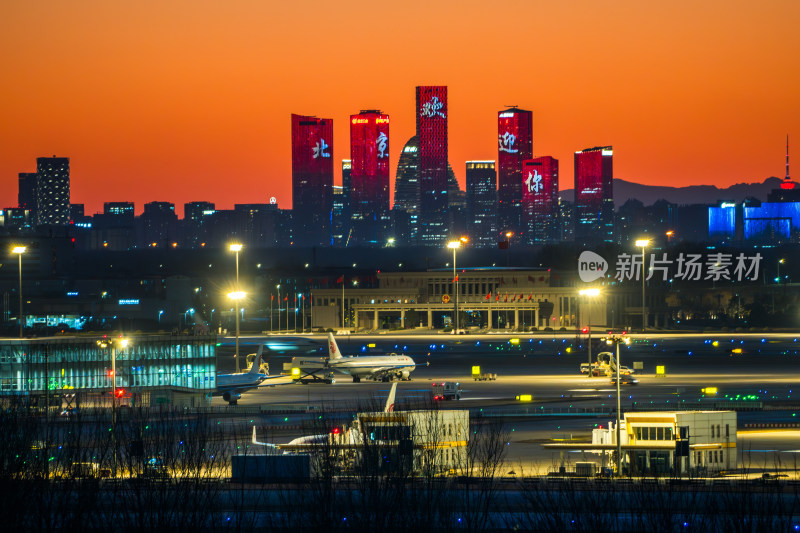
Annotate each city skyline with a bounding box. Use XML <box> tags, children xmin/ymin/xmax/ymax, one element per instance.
<box><xmin>1</xmin><ymin>1</ymin><xmax>799</xmax><ymax>217</ymax></box>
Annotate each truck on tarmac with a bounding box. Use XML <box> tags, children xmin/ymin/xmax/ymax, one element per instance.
<box><xmin>433</xmin><ymin>381</ymin><xmax>462</xmax><ymax>401</ymax></box>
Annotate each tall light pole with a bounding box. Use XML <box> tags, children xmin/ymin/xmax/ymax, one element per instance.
<box><xmin>635</xmin><ymin>239</ymin><xmax>650</xmax><ymax>332</ymax></box>
<box><xmin>603</xmin><ymin>332</ymin><xmax>630</xmax><ymax>476</ymax></box>
<box><xmin>578</xmin><ymin>288</ymin><xmax>600</xmax><ymax>378</ymax></box>
<box><xmin>229</xmin><ymin>243</ymin><xmax>243</xmax><ymax>372</ymax></box>
<box><xmin>447</xmin><ymin>240</ymin><xmax>461</xmax><ymax>333</ymax></box>
<box><xmin>276</xmin><ymin>284</ymin><xmax>281</xmax><ymax>332</ymax></box>
<box><xmin>227</xmin><ymin>291</ymin><xmax>246</xmax><ymax>373</ymax></box>
<box><xmin>98</xmin><ymin>336</ymin><xmax>129</xmax><ymax>478</ymax></box>
<box><xmin>12</xmin><ymin>246</ymin><xmax>26</xmax><ymax>338</ymax></box>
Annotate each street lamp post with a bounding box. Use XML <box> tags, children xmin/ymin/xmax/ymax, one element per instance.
<box><xmin>229</xmin><ymin>243</ymin><xmax>243</xmax><ymax>372</ymax></box>
<box><xmin>635</xmin><ymin>239</ymin><xmax>650</xmax><ymax>332</ymax></box>
<box><xmin>12</xmin><ymin>246</ymin><xmax>26</xmax><ymax>338</ymax></box>
<box><xmin>447</xmin><ymin>240</ymin><xmax>461</xmax><ymax>333</ymax></box>
<box><xmin>227</xmin><ymin>291</ymin><xmax>246</xmax><ymax>373</ymax></box>
<box><xmin>98</xmin><ymin>337</ymin><xmax>129</xmax><ymax>478</ymax></box>
<box><xmin>578</xmin><ymin>288</ymin><xmax>601</xmax><ymax>378</ymax></box>
<box><xmin>276</xmin><ymin>284</ymin><xmax>281</xmax><ymax>332</ymax></box>
<box><xmin>603</xmin><ymin>332</ymin><xmax>630</xmax><ymax>475</ymax></box>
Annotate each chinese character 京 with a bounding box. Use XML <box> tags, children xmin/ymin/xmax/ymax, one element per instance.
<box><xmin>376</xmin><ymin>132</ymin><xmax>388</xmax><ymax>159</ymax></box>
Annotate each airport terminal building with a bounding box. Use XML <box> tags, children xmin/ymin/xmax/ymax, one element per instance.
<box><xmin>310</xmin><ymin>268</ymin><xmax>620</xmax><ymax>331</ymax></box>
<box><xmin>0</xmin><ymin>334</ymin><xmax>217</xmax><ymax>408</ymax></box>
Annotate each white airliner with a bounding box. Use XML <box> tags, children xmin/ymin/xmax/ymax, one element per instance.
<box><xmin>291</xmin><ymin>333</ymin><xmax>422</xmax><ymax>383</ymax></box>
<box><xmin>252</xmin><ymin>382</ymin><xmax>397</xmax><ymax>450</ymax></box>
<box><xmin>215</xmin><ymin>344</ymin><xmax>292</xmax><ymax>404</ymax></box>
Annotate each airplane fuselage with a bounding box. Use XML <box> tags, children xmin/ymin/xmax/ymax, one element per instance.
<box><xmin>293</xmin><ymin>354</ymin><xmax>416</xmax><ymax>381</ymax></box>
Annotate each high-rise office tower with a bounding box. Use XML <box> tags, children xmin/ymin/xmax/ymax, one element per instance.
<box><xmin>18</xmin><ymin>172</ymin><xmax>38</xmax><ymax>220</ymax></box>
<box><xmin>574</xmin><ymin>146</ymin><xmax>614</xmax><ymax>245</ymax></box>
<box><xmin>521</xmin><ymin>156</ymin><xmax>559</xmax><ymax>244</ymax></box>
<box><xmin>182</xmin><ymin>201</ymin><xmax>215</xmax><ymax>248</ymax></box>
<box><xmin>416</xmin><ymin>86</ymin><xmax>449</xmax><ymax>246</ymax></box>
<box><xmin>336</xmin><ymin>160</ymin><xmax>352</xmax><ymax>246</ymax></box>
<box><xmin>465</xmin><ymin>161</ymin><xmax>497</xmax><ymax>247</ymax></box>
<box><xmin>291</xmin><ymin>114</ymin><xmax>334</xmax><ymax>246</ymax></box>
<box><xmin>350</xmin><ymin>110</ymin><xmax>390</xmax><ymax>245</ymax></box>
<box><xmin>35</xmin><ymin>156</ymin><xmax>70</xmax><ymax>226</ymax></box>
<box><xmin>497</xmin><ymin>107</ymin><xmax>533</xmax><ymax>236</ymax></box>
<box><xmin>137</xmin><ymin>201</ymin><xmax>177</xmax><ymax>248</ymax></box>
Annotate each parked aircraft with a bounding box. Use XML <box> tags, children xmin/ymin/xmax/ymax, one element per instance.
<box><xmin>215</xmin><ymin>344</ymin><xmax>291</xmax><ymax>404</ymax></box>
<box><xmin>291</xmin><ymin>333</ymin><xmax>423</xmax><ymax>383</ymax></box>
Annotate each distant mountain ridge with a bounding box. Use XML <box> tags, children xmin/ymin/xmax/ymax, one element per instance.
<box><xmin>559</xmin><ymin>177</ymin><xmax>785</xmax><ymax>206</ymax></box>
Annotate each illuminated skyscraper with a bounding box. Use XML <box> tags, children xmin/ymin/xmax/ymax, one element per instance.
<box><xmin>416</xmin><ymin>86</ymin><xmax>449</xmax><ymax>246</ymax></box>
<box><xmin>292</xmin><ymin>114</ymin><xmax>334</xmax><ymax>246</ymax></box>
<box><xmin>350</xmin><ymin>110</ymin><xmax>390</xmax><ymax>245</ymax></box>
<box><xmin>35</xmin><ymin>156</ymin><xmax>70</xmax><ymax>226</ymax></box>
<box><xmin>574</xmin><ymin>146</ymin><xmax>614</xmax><ymax>245</ymax></box>
<box><xmin>497</xmin><ymin>107</ymin><xmax>533</xmax><ymax>235</ymax></box>
<box><xmin>465</xmin><ymin>161</ymin><xmax>497</xmax><ymax>247</ymax></box>
<box><xmin>522</xmin><ymin>156</ymin><xmax>559</xmax><ymax>244</ymax></box>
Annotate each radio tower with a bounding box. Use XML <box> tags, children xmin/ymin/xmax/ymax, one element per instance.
<box><xmin>781</xmin><ymin>134</ymin><xmax>794</xmax><ymax>190</ymax></box>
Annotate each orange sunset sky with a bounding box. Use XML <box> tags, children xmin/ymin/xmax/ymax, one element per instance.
<box><xmin>1</xmin><ymin>0</ymin><xmax>798</xmax><ymax>216</ymax></box>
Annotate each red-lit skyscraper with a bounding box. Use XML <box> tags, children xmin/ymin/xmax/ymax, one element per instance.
<box><xmin>416</xmin><ymin>86</ymin><xmax>449</xmax><ymax>245</ymax></box>
<box><xmin>574</xmin><ymin>146</ymin><xmax>614</xmax><ymax>245</ymax></box>
<box><xmin>497</xmin><ymin>107</ymin><xmax>533</xmax><ymax>237</ymax></box>
<box><xmin>350</xmin><ymin>110</ymin><xmax>390</xmax><ymax>245</ymax></box>
<box><xmin>521</xmin><ymin>157</ymin><xmax>559</xmax><ymax>244</ymax></box>
<box><xmin>292</xmin><ymin>114</ymin><xmax>334</xmax><ymax>246</ymax></box>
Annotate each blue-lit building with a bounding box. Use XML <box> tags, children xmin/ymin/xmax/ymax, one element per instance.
<box><xmin>708</xmin><ymin>201</ymin><xmax>800</xmax><ymax>243</ymax></box>
<box><xmin>0</xmin><ymin>334</ymin><xmax>217</xmax><ymax>407</ymax></box>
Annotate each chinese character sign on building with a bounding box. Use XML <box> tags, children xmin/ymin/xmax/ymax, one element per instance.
<box><xmin>350</xmin><ymin>111</ymin><xmax>390</xmax><ymax>244</ymax></box>
<box><xmin>416</xmin><ymin>86</ymin><xmax>449</xmax><ymax>245</ymax></box>
<box><xmin>497</xmin><ymin>108</ymin><xmax>533</xmax><ymax>234</ymax></box>
<box><xmin>521</xmin><ymin>157</ymin><xmax>559</xmax><ymax>244</ymax></box>
<box><xmin>291</xmin><ymin>113</ymin><xmax>334</xmax><ymax>246</ymax></box>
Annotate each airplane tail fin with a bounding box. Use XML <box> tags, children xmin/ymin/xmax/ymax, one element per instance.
<box><xmin>327</xmin><ymin>332</ymin><xmax>343</xmax><ymax>360</ymax></box>
<box><xmin>248</xmin><ymin>344</ymin><xmax>264</xmax><ymax>374</ymax></box>
<box><xmin>384</xmin><ymin>382</ymin><xmax>397</xmax><ymax>413</ymax></box>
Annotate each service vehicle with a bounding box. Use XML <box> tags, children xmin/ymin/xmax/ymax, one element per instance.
<box><xmin>433</xmin><ymin>381</ymin><xmax>462</xmax><ymax>401</ymax></box>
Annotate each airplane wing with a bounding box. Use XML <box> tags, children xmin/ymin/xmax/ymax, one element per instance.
<box><xmin>255</xmin><ymin>376</ymin><xmax>295</xmax><ymax>387</ymax></box>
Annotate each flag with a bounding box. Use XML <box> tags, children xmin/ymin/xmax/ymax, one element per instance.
<box><xmin>336</xmin><ymin>275</ymin><xmax>344</xmax><ymax>284</ymax></box>
<box><xmin>528</xmin><ymin>275</ymin><xmax>535</xmax><ymax>282</ymax></box>
<box><xmin>504</xmin><ymin>293</ymin><xmax>508</xmax><ymax>302</ymax></box>
<box><xmin>496</xmin><ymin>293</ymin><xmax>500</xmax><ymax>302</ymax></box>
<box><xmin>453</xmin><ymin>275</ymin><xmax>459</xmax><ymax>283</ymax></box>
<box><xmin>519</xmin><ymin>293</ymin><xmax>523</xmax><ymax>300</ymax></box>
<box><xmin>485</xmin><ymin>292</ymin><xmax>491</xmax><ymax>300</ymax></box>
<box><xmin>528</xmin><ymin>294</ymin><xmax>532</xmax><ymax>301</ymax></box>
<box><xmin>271</xmin><ymin>294</ymin><xmax>274</xmax><ymax>301</ymax></box>
<box><xmin>284</xmin><ymin>296</ymin><xmax>288</xmax><ymax>301</ymax></box>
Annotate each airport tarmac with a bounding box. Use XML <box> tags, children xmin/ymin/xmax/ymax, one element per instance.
<box><xmin>215</xmin><ymin>333</ymin><xmax>800</xmax><ymax>475</ymax></box>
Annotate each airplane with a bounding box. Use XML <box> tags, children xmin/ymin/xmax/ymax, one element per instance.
<box><xmin>252</xmin><ymin>382</ymin><xmax>397</xmax><ymax>450</ymax></box>
<box><xmin>215</xmin><ymin>344</ymin><xmax>292</xmax><ymax>404</ymax></box>
<box><xmin>291</xmin><ymin>333</ymin><xmax>423</xmax><ymax>383</ymax></box>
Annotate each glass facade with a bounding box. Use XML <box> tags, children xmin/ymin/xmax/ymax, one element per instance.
<box><xmin>708</xmin><ymin>205</ymin><xmax>736</xmax><ymax>238</ymax></box>
<box><xmin>416</xmin><ymin>86</ymin><xmax>449</xmax><ymax>246</ymax></box>
<box><xmin>291</xmin><ymin>114</ymin><xmax>334</xmax><ymax>246</ymax></box>
<box><xmin>0</xmin><ymin>335</ymin><xmax>216</xmax><ymax>395</ymax></box>
<box><xmin>497</xmin><ymin>108</ymin><xmax>533</xmax><ymax>235</ymax></box>
<box><xmin>350</xmin><ymin>111</ymin><xmax>390</xmax><ymax>245</ymax></box>
<box><xmin>465</xmin><ymin>161</ymin><xmax>497</xmax><ymax>247</ymax></box>
<box><xmin>574</xmin><ymin>146</ymin><xmax>614</xmax><ymax>245</ymax></box>
<box><xmin>522</xmin><ymin>156</ymin><xmax>559</xmax><ymax>244</ymax></box>
<box><xmin>743</xmin><ymin>202</ymin><xmax>800</xmax><ymax>241</ymax></box>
